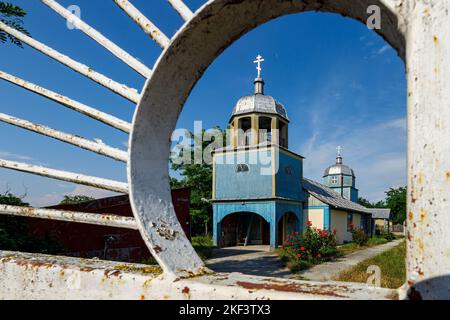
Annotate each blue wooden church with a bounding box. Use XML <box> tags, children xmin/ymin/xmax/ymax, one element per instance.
<box><xmin>212</xmin><ymin>56</ymin><xmax>373</xmax><ymax>248</ymax></box>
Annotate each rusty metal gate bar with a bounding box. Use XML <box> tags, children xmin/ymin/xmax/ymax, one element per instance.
<box><xmin>0</xmin><ymin>159</ymin><xmax>128</xmax><ymax>193</ymax></box>
<box><xmin>0</xmin><ymin>0</ymin><xmax>448</xmax><ymax>300</ymax></box>
<box><xmin>0</xmin><ymin>71</ymin><xmax>131</xmax><ymax>133</ymax></box>
<box><xmin>0</xmin><ymin>21</ymin><xmax>140</xmax><ymax>103</ymax></box>
<box><xmin>41</xmin><ymin>0</ymin><xmax>152</xmax><ymax>78</ymax></box>
<box><xmin>0</xmin><ymin>205</ymin><xmax>138</xmax><ymax>230</ymax></box>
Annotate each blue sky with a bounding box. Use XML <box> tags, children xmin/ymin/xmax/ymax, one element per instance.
<box><xmin>0</xmin><ymin>1</ymin><xmax>406</xmax><ymax>206</ymax></box>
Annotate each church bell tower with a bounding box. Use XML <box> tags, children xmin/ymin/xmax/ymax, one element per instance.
<box><xmin>212</xmin><ymin>55</ymin><xmax>304</xmax><ymax>249</ymax></box>
<box><xmin>323</xmin><ymin>146</ymin><xmax>359</xmax><ymax>202</ymax></box>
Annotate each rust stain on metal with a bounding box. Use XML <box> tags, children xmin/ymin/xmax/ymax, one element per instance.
<box><xmin>420</xmin><ymin>209</ymin><xmax>426</xmax><ymax>223</ymax></box>
<box><xmin>153</xmin><ymin>245</ymin><xmax>163</xmax><ymax>253</ymax></box>
<box><xmin>156</xmin><ymin>224</ymin><xmax>178</xmax><ymax>240</ymax></box>
<box><xmin>385</xmin><ymin>291</ymin><xmax>399</xmax><ymax>300</ymax></box>
<box><xmin>114</xmin><ymin>264</ymin><xmax>162</xmax><ymax>274</ymax></box>
<box><xmin>181</xmin><ymin>286</ymin><xmax>190</xmax><ymax>295</ymax></box>
<box><xmin>79</xmin><ymin>266</ymin><xmax>95</xmax><ymax>272</ymax></box>
<box><xmin>236</xmin><ymin>281</ymin><xmax>346</xmax><ymax>298</ymax></box>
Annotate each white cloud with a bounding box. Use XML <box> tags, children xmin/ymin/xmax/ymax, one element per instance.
<box><xmin>66</xmin><ymin>185</ymin><xmax>121</xmax><ymax>199</ymax></box>
<box><xmin>0</xmin><ymin>150</ymin><xmax>34</xmax><ymax>161</ymax></box>
<box><xmin>377</xmin><ymin>44</ymin><xmax>391</xmax><ymax>55</ymax></box>
<box><xmin>298</xmin><ymin>117</ymin><xmax>407</xmax><ymax>202</ymax></box>
<box><xmin>27</xmin><ymin>185</ymin><xmax>121</xmax><ymax>208</ymax></box>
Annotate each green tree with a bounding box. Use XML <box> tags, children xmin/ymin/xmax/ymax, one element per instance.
<box><xmin>0</xmin><ymin>2</ymin><xmax>30</xmax><ymax>47</ymax></box>
<box><xmin>358</xmin><ymin>197</ymin><xmax>386</xmax><ymax>208</ymax></box>
<box><xmin>59</xmin><ymin>195</ymin><xmax>95</xmax><ymax>205</ymax></box>
<box><xmin>0</xmin><ymin>191</ymin><xmax>66</xmax><ymax>254</ymax></box>
<box><xmin>170</xmin><ymin>127</ymin><xmax>227</xmax><ymax>236</ymax></box>
<box><xmin>385</xmin><ymin>186</ymin><xmax>407</xmax><ymax>224</ymax></box>
<box><xmin>0</xmin><ymin>192</ymin><xmax>29</xmax><ymax>250</ymax></box>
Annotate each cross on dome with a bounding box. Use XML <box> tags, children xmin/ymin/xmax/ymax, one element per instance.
<box><xmin>253</xmin><ymin>54</ymin><xmax>265</xmax><ymax>78</ymax></box>
<box><xmin>336</xmin><ymin>146</ymin><xmax>343</xmax><ymax>164</ymax></box>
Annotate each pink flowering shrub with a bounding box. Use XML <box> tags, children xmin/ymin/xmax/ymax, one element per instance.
<box><xmin>349</xmin><ymin>223</ymin><xmax>369</xmax><ymax>246</ymax></box>
<box><xmin>278</xmin><ymin>221</ymin><xmax>338</xmax><ymax>271</ymax></box>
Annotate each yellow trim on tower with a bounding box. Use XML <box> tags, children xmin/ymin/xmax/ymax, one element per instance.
<box><xmin>212</xmin><ymin>155</ymin><xmax>216</xmax><ymax>200</ymax></box>
<box><xmin>272</xmin><ymin>146</ymin><xmax>276</xmax><ymax>197</ymax></box>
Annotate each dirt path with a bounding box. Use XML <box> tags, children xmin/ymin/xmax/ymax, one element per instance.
<box><xmin>205</xmin><ymin>245</ymin><xmax>292</xmax><ymax>278</ymax></box>
<box><xmin>206</xmin><ymin>241</ymin><xmax>403</xmax><ymax>281</ymax></box>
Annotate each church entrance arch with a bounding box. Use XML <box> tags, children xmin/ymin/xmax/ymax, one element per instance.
<box><xmin>277</xmin><ymin>212</ymin><xmax>299</xmax><ymax>246</ymax></box>
<box><xmin>220</xmin><ymin>212</ymin><xmax>270</xmax><ymax>247</ymax></box>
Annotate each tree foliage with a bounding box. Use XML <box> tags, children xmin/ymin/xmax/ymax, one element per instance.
<box><xmin>385</xmin><ymin>186</ymin><xmax>407</xmax><ymax>224</ymax></box>
<box><xmin>358</xmin><ymin>197</ymin><xmax>386</xmax><ymax>208</ymax></box>
<box><xmin>0</xmin><ymin>191</ymin><xmax>65</xmax><ymax>254</ymax></box>
<box><xmin>59</xmin><ymin>195</ymin><xmax>95</xmax><ymax>205</ymax></box>
<box><xmin>358</xmin><ymin>186</ymin><xmax>407</xmax><ymax>224</ymax></box>
<box><xmin>0</xmin><ymin>2</ymin><xmax>30</xmax><ymax>48</ymax></box>
<box><xmin>170</xmin><ymin>127</ymin><xmax>227</xmax><ymax>236</ymax></box>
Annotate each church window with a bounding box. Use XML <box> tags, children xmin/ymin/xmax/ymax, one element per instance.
<box><xmin>279</xmin><ymin>121</ymin><xmax>288</xmax><ymax>147</ymax></box>
<box><xmin>284</xmin><ymin>166</ymin><xmax>293</xmax><ymax>175</ymax></box>
<box><xmin>331</xmin><ymin>175</ymin><xmax>338</xmax><ymax>184</ymax></box>
<box><xmin>238</xmin><ymin>117</ymin><xmax>252</xmax><ymax>146</ymax></box>
<box><xmin>347</xmin><ymin>213</ymin><xmax>353</xmax><ymax>232</ymax></box>
<box><xmin>258</xmin><ymin>116</ymin><xmax>272</xmax><ymax>144</ymax></box>
<box><xmin>236</xmin><ymin>164</ymin><xmax>249</xmax><ymax>173</ymax></box>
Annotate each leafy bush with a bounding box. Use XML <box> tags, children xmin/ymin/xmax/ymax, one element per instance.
<box><xmin>381</xmin><ymin>231</ymin><xmax>396</xmax><ymax>242</ymax></box>
<box><xmin>349</xmin><ymin>223</ymin><xmax>369</xmax><ymax>246</ymax></box>
<box><xmin>191</xmin><ymin>235</ymin><xmax>214</xmax><ymax>260</ymax></box>
<box><xmin>278</xmin><ymin>221</ymin><xmax>338</xmax><ymax>271</ymax></box>
<box><xmin>0</xmin><ymin>192</ymin><xmax>66</xmax><ymax>255</ymax></box>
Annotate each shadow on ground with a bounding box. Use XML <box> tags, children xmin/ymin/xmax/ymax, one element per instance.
<box><xmin>206</xmin><ymin>246</ymin><xmax>292</xmax><ymax>278</ymax></box>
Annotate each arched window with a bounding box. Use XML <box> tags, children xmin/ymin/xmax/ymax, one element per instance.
<box><xmin>279</xmin><ymin>120</ymin><xmax>288</xmax><ymax>148</ymax></box>
<box><xmin>236</xmin><ymin>164</ymin><xmax>249</xmax><ymax>173</ymax></box>
<box><xmin>258</xmin><ymin>116</ymin><xmax>272</xmax><ymax>144</ymax></box>
<box><xmin>238</xmin><ymin>117</ymin><xmax>252</xmax><ymax>146</ymax></box>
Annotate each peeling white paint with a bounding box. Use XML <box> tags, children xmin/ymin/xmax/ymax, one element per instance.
<box><xmin>41</xmin><ymin>0</ymin><xmax>152</xmax><ymax>78</ymax></box>
<box><xmin>0</xmin><ymin>20</ymin><xmax>141</xmax><ymax>103</ymax></box>
<box><xmin>0</xmin><ymin>159</ymin><xmax>128</xmax><ymax>193</ymax></box>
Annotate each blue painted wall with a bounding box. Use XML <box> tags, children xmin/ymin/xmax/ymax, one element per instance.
<box><xmin>213</xmin><ymin>201</ymin><xmax>276</xmax><ymax>246</ymax></box>
<box><xmin>323</xmin><ymin>175</ymin><xmax>354</xmax><ymax>187</ymax></box>
<box><xmin>275</xmin><ymin>152</ymin><xmax>304</xmax><ymax>201</ymax></box>
<box><xmin>214</xmin><ymin>149</ymin><xmax>273</xmax><ymax>200</ymax></box>
<box><xmin>213</xmin><ymin>200</ymin><xmax>303</xmax><ymax>248</ymax></box>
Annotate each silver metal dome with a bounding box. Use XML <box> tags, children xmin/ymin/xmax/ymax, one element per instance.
<box><xmin>323</xmin><ymin>151</ymin><xmax>355</xmax><ymax>177</ymax></box>
<box><xmin>231</xmin><ymin>60</ymin><xmax>288</xmax><ymax>121</ymax></box>
<box><xmin>323</xmin><ymin>163</ymin><xmax>355</xmax><ymax>177</ymax></box>
<box><xmin>231</xmin><ymin>94</ymin><xmax>289</xmax><ymax>120</ymax></box>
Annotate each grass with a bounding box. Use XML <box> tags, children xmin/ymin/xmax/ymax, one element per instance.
<box><xmin>139</xmin><ymin>235</ymin><xmax>215</xmax><ymax>265</ymax></box>
<box><xmin>335</xmin><ymin>240</ymin><xmax>406</xmax><ymax>289</ymax></box>
<box><xmin>191</xmin><ymin>235</ymin><xmax>215</xmax><ymax>260</ymax></box>
<box><xmin>338</xmin><ymin>236</ymin><xmax>389</xmax><ymax>255</ymax></box>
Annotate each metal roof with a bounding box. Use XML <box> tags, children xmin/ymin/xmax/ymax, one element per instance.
<box><xmin>231</xmin><ymin>94</ymin><xmax>289</xmax><ymax>121</ymax></box>
<box><xmin>323</xmin><ymin>163</ymin><xmax>355</xmax><ymax>177</ymax></box>
<box><xmin>369</xmin><ymin>208</ymin><xmax>392</xmax><ymax>220</ymax></box>
<box><xmin>303</xmin><ymin>178</ymin><xmax>371</xmax><ymax>214</ymax></box>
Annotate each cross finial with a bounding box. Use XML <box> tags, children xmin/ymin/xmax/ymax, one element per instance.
<box><xmin>253</xmin><ymin>54</ymin><xmax>265</xmax><ymax>78</ymax></box>
<box><xmin>336</xmin><ymin>146</ymin><xmax>343</xmax><ymax>164</ymax></box>
<box><xmin>337</xmin><ymin>145</ymin><xmax>342</xmax><ymax>157</ymax></box>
